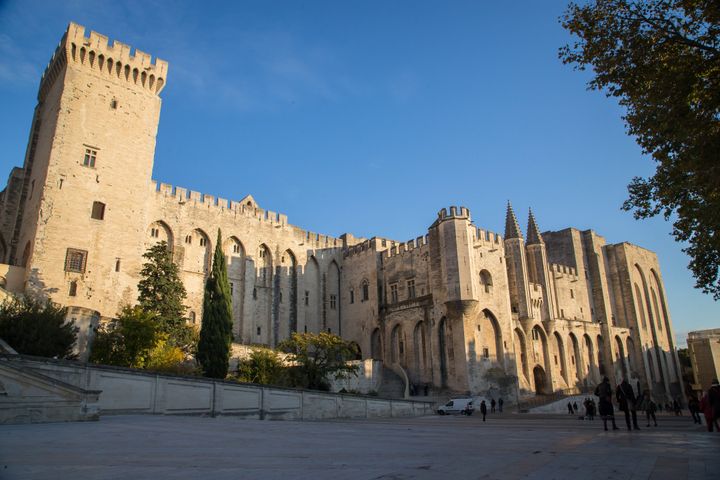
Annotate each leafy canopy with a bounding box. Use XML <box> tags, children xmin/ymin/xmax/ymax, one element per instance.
<box><xmin>236</xmin><ymin>348</ymin><xmax>287</xmax><ymax>386</ymax></box>
<box><xmin>560</xmin><ymin>0</ymin><xmax>720</xmax><ymax>298</ymax></box>
<box><xmin>137</xmin><ymin>241</ymin><xmax>195</xmax><ymax>351</ymax></box>
<box><xmin>278</xmin><ymin>332</ymin><xmax>359</xmax><ymax>391</ymax></box>
<box><xmin>0</xmin><ymin>295</ymin><xmax>77</xmax><ymax>358</ymax></box>
<box><xmin>197</xmin><ymin>230</ymin><xmax>234</xmax><ymax>379</ymax></box>
<box><xmin>90</xmin><ymin>305</ymin><xmax>160</xmax><ymax>368</ymax></box>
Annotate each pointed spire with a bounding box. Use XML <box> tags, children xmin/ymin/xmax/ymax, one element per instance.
<box><xmin>526</xmin><ymin>208</ymin><xmax>544</xmax><ymax>245</ymax></box>
<box><xmin>504</xmin><ymin>201</ymin><xmax>523</xmax><ymax>240</ymax></box>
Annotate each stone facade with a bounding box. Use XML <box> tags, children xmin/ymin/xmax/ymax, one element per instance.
<box><xmin>0</xmin><ymin>23</ymin><xmax>683</xmax><ymax>401</ymax></box>
<box><xmin>687</xmin><ymin>328</ymin><xmax>720</xmax><ymax>392</ymax></box>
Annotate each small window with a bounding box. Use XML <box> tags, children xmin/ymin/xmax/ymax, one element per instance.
<box><xmin>110</xmin><ymin>99</ymin><xmax>118</xmax><ymax>109</ymax></box>
<box><xmin>482</xmin><ymin>347</ymin><xmax>489</xmax><ymax>359</ymax></box>
<box><xmin>257</xmin><ymin>326</ymin><xmax>261</xmax><ymax>336</ymax></box>
<box><xmin>407</xmin><ymin>279</ymin><xmax>415</xmax><ymax>299</ymax></box>
<box><xmin>390</xmin><ymin>284</ymin><xmax>398</xmax><ymax>303</ymax></box>
<box><xmin>199</xmin><ymin>237</ymin><xmax>207</xmax><ymax>247</ymax></box>
<box><xmin>327</xmin><ymin>328</ymin><xmax>331</xmax><ymax>333</ymax></box>
<box><xmin>115</xmin><ymin>259</ymin><xmax>120</xmax><ymax>272</ymax></box>
<box><xmin>571</xmin><ymin>355</ymin><xmax>575</xmax><ymax>365</ymax></box>
<box><xmin>570</xmin><ymin>289</ymin><xmax>575</xmax><ymax>299</ymax></box>
<box><xmin>64</xmin><ymin>248</ymin><xmax>88</xmax><ymax>273</ymax></box>
<box><xmin>330</xmin><ymin>294</ymin><xmax>337</xmax><ymax>310</ymax></box>
<box><xmin>83</xmin><ymin>148</ymin><xmax>97</xmax><ymax>167</ymax></box>
<box><xmin>554</xmin><ymin>355</ymin><xmax>558</xmax><ymax>365</ymax></box>
<box><xmin>304</xmin><ymin>325</ymin><xmax>307</xmax><ymax>333</ymax></box>
<box><xmin>68</xmin><ymin>280</ymin><xmax>77</xmax><ymax>297</ymax></box>
<box><xmin>233</xmin><ymin>244</ymin><xmax>241</xmax><ymax>254</ymax></box>
<box><xmin>362</xmin><ymin>281</ymin><xmax>369</xmax><ymax>301</ymax></box>
<box><xmin>304</xmin><ymin>291</ymin><xmax>309</xmax><ymax>306</ymax></box>
<box><xmin>229</xmin><ymin>282</ymin><xmax>234</xmax><ymax>295</ymax></box>
<box><xmin>561</xmin><ymin>309</ymin><xmax>565</xmax><ymax>318</ymax></box>
<box><xmin>279</xmin><ymin>291</ymin><xmax>283</xmax><ymax>303</ymax></box>
<box><xmin>253</xmin><ymin>288</ymin><xmax>257</xmax><ymax>300</ymax></box>
<box><xmin>350</xmin><ymin>289</ymin><xmax>354</xmax><ymax>304</ymax></box>
<box><xmin>189</xmin><ymin>311</ymin><xmax>196</xmax><ymax>324</ymax></box>
<box><xmin>150</xmin><ymin>228</ymin><xmax>159</xmax><ymax>238</ymax></box>
<box><xmin>91</xmin><ymin>201</ymin><xmax>105</xmax><ymax>220</ymax></box>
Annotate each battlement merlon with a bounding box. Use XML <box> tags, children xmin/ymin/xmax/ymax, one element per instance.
<box><xmin>151</xmin><ymin>180</ymin><xmax>352</xmax><ymax>249</ymax></box>
<box><xmin>41</xmin><ymin>22</ymin><xmax>169</xmax><ymax>97</ymax></box>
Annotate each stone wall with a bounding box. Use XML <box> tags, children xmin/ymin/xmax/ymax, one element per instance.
<box><xmin>6</xmin><ymin>355</ymin><xmax>432</xmax><ymax>420</ymax></box>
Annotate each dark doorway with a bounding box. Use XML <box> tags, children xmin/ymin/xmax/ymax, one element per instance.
<box><xmin>533</xmin><ymin>365</ymin><xmax>548</xmax><ymax>395</ymax></box>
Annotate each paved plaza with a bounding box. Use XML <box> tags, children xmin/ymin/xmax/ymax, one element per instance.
<box><xmin>1</xmin><ymin>413</ymin><xmax>717</xmax><ymax>479</ymax></box>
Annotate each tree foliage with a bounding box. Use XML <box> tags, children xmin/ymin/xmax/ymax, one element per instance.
<box><xmin>560</xmin><ymin>0</ymin><xmax>720</xmax><ymax>298</ymax></box>
<box><xmin>278</xmin><ymin>332</ymin><xmax>359</xmax><ymax>391</ymax></box>
<box><xmin>137</xmin><ymin>241</ymin><xmax>195</xmax><ymax>352</ymax></box>
<box><xmin>236</xmin><ymin>348</ymin><xmax>287</xmax><ymax>385</ymax></box>
<box><xmin>90</xmin><ymin>305</ymin><xmax>160</xmax><ymax>368</ymax></box>
<box><xmin>197</xmin><ymin>230</ymin><xmax>234</xmax><ymax>379</ymax></box>
<box><xmin>0</xmin><ymin>296</ymin><xmax>77</xmax><ymax>358</ymax></box>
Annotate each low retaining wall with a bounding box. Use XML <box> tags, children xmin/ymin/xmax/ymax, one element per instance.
<box><xmin>5</xmin><ymin>356</ymin><xmax>433</xmax><ymax>420</ymax></box>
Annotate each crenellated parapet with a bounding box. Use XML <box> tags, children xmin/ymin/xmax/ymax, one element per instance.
<box><xmin>473</xmin><ymin>227</ymin><xmax>503</xmax><ymax>250</ymax></box>
<box><xmin>436</xmin><ymin>205</ymin><xmax>471</xmax><ymax>222</ymax></box>
<box><xmin>343</xmin><ymin>237</ymin><xmax>397</xmax><ymax>259</ymax></box>
<box><xmin>150</xmin><ymin>180</ymin><xmax>343</xmax><ymax>249</ymax></box>
<box><xmin>40</xmin><ymin>22</ymin><xmax>169</xmax><ymax>100</ymax></box>
<box><xmin>550</xmin><ymin>263</ymin><xmax>578</xmax><ymax>280</ymax></box>
<box><xmin>384</xmin><ymin>235</ymin><xmax>430</xmax><ymax>259</ymax></box>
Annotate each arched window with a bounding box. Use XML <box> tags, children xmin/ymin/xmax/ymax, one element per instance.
<box><xmin>479</xmin><ymin>270</ymin><xmax>493</xmax><ymax>293</ymax></box>
<box><xmin>361</xmin><ymin>280</ymin><xmax>370</xmax><ymax>301</ymax></box>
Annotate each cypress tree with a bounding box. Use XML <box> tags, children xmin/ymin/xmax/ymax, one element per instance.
<box><xmin>197</xmin><ymin>229</ymin><xmax>234</xmax><ymax>378</ymax></box>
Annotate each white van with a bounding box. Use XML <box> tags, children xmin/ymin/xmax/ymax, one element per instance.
<box><xmin>437</xmin><ymin>398</ymin><xmax>474</xmax><ymax>415</ymax></box>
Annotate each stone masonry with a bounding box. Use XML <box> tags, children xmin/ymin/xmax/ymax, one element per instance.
<box><xmin>0</xmin><ymin>23</ymin><xmax>684</xmax><ymax>401</ymax></box>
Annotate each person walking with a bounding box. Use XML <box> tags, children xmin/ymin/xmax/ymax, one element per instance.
<box><xmin>708</xmin><ymin>379</ymin><xmax>720</xmax><ymax>431</ymax></box>
<box><xmin>490</xmin><ymin>398</ymin><xmax>496</xmax><ymax>413</ymax></box>
<box><xmin>643</xmin><ymin>391</ymin><xmax>658</xmax><ymax>427</ymax></box>
<box><xmin>567</xmin><ymin>401</ymin><xmax>574</xmax><ymax>415</ymax></box>
<box><xmin>573</xmin><ymin>401</ymin><xmax>578</xmax><ymax>413</ymax></box>
<box><xmin>595</xmin><ymin>376</ymin><xmax>619</xmax><ymax>431</ymax></box>
<box><xmin>688</xmin><ymin>395</ymin><xmax>702</xmax><ymax>425</ymax></box>
<box><xmin>673</xmin><ymin>399</ymin><xmax>682</xmax><ymax>416</ymax></box>
<box><xmin>498</xmin><ymin>397</ymin><xmax>503</xmax><ymax>413</ymax></box>
<box><xmin>616</xmin><ymin>378</ymin><xmax>641</xmax><ymax>431</ymax></box>
<box><xmin>480</xmin><ymin>400</ymin><xmax>487</xmax><ymax>422</ymax></box>
<box><xmin>700</xmin><ymin>386</ymin><xmax>720</xmax><ymax>432</ymax></box>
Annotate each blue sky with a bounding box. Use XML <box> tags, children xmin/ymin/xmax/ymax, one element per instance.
<box><xmin>0</xmin><ymin>0</ymin><xmax>717</xmax><ymax>344</ymax></box>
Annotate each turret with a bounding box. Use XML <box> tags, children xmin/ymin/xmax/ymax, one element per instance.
<box><xmin>503</xmin><ymin>202</ymin><xmax>531</xmax><ymax>318</ymax></box>
<box><xmin>525</xmin><ymin>209</ymin><xmax>556</xmax><ymax>320</ymax></box>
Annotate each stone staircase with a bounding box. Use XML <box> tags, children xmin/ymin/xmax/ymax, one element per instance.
<box><xmin>377</xmin><ymin>366</ymin><xmax>406</xmax><ymax>399</ymax></box>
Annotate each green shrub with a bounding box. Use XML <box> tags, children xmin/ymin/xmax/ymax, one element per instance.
<box><xmin>0</xmin><ymin>296</ymin><xmax>77</xmax><ymax>358</ymax></box>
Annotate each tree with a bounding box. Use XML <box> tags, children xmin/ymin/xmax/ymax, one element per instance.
<box><xmin>137</xmin><ymin>241</ymin><xmax>195</xmax><ymax>351</ymax></box>
<box><xmin>560</xmin><ymin>0</ymin><xmax>720</xmax><ymax>298</ymax></box>
<box><xmin>197</xmin><ymin>229</ymin><xmax>234</xmax><ymax>378</ymax></box>
<box><xmin>0</xmin><ymin>296</ymin><xmax>77</xmax><ymax>358</ymax></box>
<box><xmin>236</xmin><ymin>348</ymin><xmax>287</xmax><ymax>385</ymax></box>
<box><xmin>278</xmin><ymin>332</ymin><xmax>359</xmax><ymax>391</ymax></box>
<box><xmin>90</xmin><ymin>305</ymin><xmax>160</xmax><ymax>368</ymax></box>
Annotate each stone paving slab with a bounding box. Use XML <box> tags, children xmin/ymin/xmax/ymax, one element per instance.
<box><xmin>0</xmin><ymin>413</ymin><xmax>717</xmax><ymax>479</ymax></box>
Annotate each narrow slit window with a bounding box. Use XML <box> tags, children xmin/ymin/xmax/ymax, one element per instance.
<box><xmin>91</xmin><ymin>201</ymin><xmax>105</xmax><ymax>220</ymax></box>
<box><xmin>68</xmin><ymin>280</ymin><xmax>77</xmax><ymax>297</ymax></box>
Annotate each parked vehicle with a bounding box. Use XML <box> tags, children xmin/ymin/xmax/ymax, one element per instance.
<box><xmin>437</xmin><ymin>398</ymin><xmax>474</xmax><ymax>415</ymax></box>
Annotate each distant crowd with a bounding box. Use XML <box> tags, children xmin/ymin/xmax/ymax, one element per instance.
<box><xmin>570</xmin><ymin>377</ymin><xmax>720</xmax><ymax>432</ymax></box>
